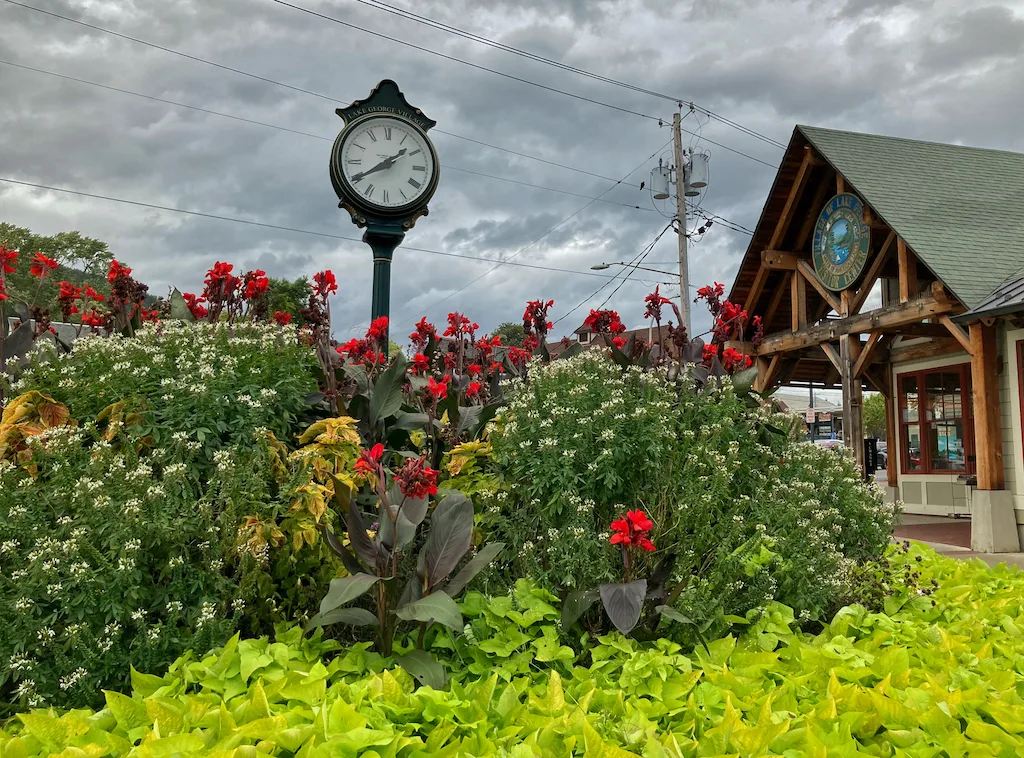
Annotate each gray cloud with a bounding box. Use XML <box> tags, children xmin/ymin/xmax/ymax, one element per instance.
<box><xmin>2</xmin><ymin>0</ymin><xmax>1023</xmax><ymax>346</ymax></box>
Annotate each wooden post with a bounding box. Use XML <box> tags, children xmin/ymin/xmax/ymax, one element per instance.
<box><xmin>884</xmin><ymin>367</ymin><xmax>898</xmax><ymax>487</ymax></box>
<box><xmin>791</xmin><ymin>272</ymin><xmax>807</xmax><ymax>332</ymax></box>
<box><xmin>897</xmin><ymin>238</ymin><xmax>917</xmax><ymax>304</ymax></box>
<box><xmin>841</xmin><ymin>333</ymin><xmax>865</xmax><ymax>474</ymax></box>
<box><xmin>970</xmin><ymin>322</ymin><xmax>1004</xmax><ymax>490</ymax></box>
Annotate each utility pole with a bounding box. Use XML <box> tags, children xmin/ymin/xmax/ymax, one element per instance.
<box><xmin>672</xmin><ymin>110</ymin><xmax>692</xmax><ymax>335</ymax></box>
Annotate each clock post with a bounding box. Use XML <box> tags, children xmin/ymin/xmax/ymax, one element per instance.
<box><xmin>329</xmin><ymin>80</ymin><xmax>440</xmax><ymax>355</ymax></box>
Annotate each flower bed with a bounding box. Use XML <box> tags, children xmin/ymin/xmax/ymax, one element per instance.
<box><xmin>3</xmin><ymin>546</ymin><xmax>1024</xmax><ymax>756</ymax></box>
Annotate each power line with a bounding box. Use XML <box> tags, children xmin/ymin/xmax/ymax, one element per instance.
<box><xmin>0</xmin><ymin>0</ymin><xmax>642</xmax><ymax>188</ymax></box>
<box><xmin>553</xmin><ymin>223</ymin><xmax>673</xmax><ymax>327</ymax></box>
<box><xmin>0</xmin><ymin>177</ymin><xmax>645</xmax><ymax>280</ymax></box>
<box><xmin>6</xmin><ymin>0</ymin><xmax>779</xmax><ymax>171</ymax></box>
<box><xmin>269</xmin><ymin>0</ymin><xmax>666</xmax><ymax>123</ymax></box>
<box><xmin>0</xmin><ymin>60</ymin><xmax>656</xmax><ymax>213</ymax></box>
<box><xmin>348</xmin><ymin>0</ymin><xmax>787</xmax><ymax>150</ymax></box>
<box><xmin>392</xmin><ymin>139</ymin><xmax>672</xmax><ymax>327</ymax></box>
<box><xmin>597</xmin><ymin>225</ymin><xmax>674</xmax><ymax>309</ymax></box>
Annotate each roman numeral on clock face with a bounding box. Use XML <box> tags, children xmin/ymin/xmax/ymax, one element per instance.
<box><xmin>348</xmin><ymin>159</ymin><xmax>361</xmax><ymax>164</ymax></box>
<box><xmin>382</xmin><ymin>189</ymin><xmax>389</xmax><ymax>203</ymax></box>
<box><xmin>365</xmin><ymin>184</ymin><xmax>374</xmax><ymax>197</ymax></box>
<box><xmin>407</xmin><ymin>178</ymin><xmax>421</xmax><ymax>189</ymax></box>
<box><xmin>384</xmin><ymin>127</ymin><xmax>392</xmax><ymax>140</ymax></box>
<box><xmin>367</xmin><ymin>130</ymin><xmax>377</xmax><ymax>142</ymax></box>
<box><xmin>413</xmin><ymin>165</ymin><xmax>425</xmax><ymax>172</ymax></box>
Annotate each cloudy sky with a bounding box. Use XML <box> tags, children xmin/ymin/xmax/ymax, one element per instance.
<box><xmin>3</xmin><ymin>0</ymin><xmax>1024</xmax><ymax>342</ymax></box>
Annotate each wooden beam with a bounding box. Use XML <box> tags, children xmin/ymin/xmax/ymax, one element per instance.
<box><xmin>796</xmin><ymin>260</ymin><xmax>842</xmax><ymax>314</ymax></box>
<box><xmin>849</xmin><ymin>230</ymin><xmax>895</xmax><ymax>315</ymax></box>
<box><xmin>880</xmin><ymin>323</ymin><xmax>953</xmax><ymax>338</ymax></box>
<box><xmin>938</xmin><ymin>315</ymin><xmax>973</xmax><ymax>355</ymax></box>
<box><xmin>769</xmin><ymin>146</ymin><xmax>815</xmax><ymax>251</ymax></box>
<box><xmin>853</xmin><ymin>331</ymin><xmax>884</xmax><ymax>377</ymax></box>
<box><xmin>864</xmin><ymin>366</ymin><xmax>889</xmax><ymax>398</ymax></box>
<box><xmin>764</xmin><ymin>272</ymin><xmax>790</xmax><ymax>326</ymax></box>
<box><xmin>885</xmin><ymin>337</ymin><xmax>964</xmax><ymax>364</ymax></box>
<box><xmin>841</xmin><ymin>333</ymin><xmax>865</xmax><ymax>472</ymax></box>
<box><xmin>761</xmin><ymin>250</ymin><xmax>800</xmax><ymax>270</ymax></box>
<box><xmin>897</xmin><ymin>237</ymin><xmax>917</xmax><ymax>303</ymax></box>
<box><xmin>757</xmin><ymin>354</ymin><xmax>782</xmax><ymax>393</ymax></box>
<box><xmin>820</xmin><ymin>342</ymin><xmax>842</xmax><ymax>372</ymax></box>
<box><xmin>724</xmin><ymin>340</ymin><xmax>754</xmax><ymax>354</ymax></box>
<box><xmin>758</xmin><ymin>284</ymin><xmax>960</xmax><ymax>355</ymax></box>
<box><xmin>743</xmin><ymin>265</ymin><xmax>771</xmax><ymax>315</ymax></box>
<box><xmin>884</xmin><ymin>367</ymin><xmax>898</xmax><ymax>487</ymax></box>
<box><xmin>791</xmin><ymin>271</ymin><xmax>807</xmax><ymax>332</ymax></box>
<box><xmin>970</xmin><ymin>322</ymin><xmax>1004</xmax><ymax>490</ymax></box>
<box><xmin>795</xmin><ymin>174</ymin><xmax>832</xmax><ymax>250</ymax></box>
<box><xmin>836</xmin><ymin>174</ymin><xmax>845</xmax><ymax>194</ymax></box>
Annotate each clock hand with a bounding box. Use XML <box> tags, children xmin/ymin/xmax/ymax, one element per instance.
<box><xmin>350</xmin><ymin>149</ymin><xmax>408</xmax><ymax>183</ymax></box>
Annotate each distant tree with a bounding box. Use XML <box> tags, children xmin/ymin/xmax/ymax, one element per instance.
<box><xmin>0</xmin><ymin>223</ymin><xmax>114</xmax><ymax>333</ymax></box>
<box><xmin>388</xmin><ymin>339</ymin><xmax>405</xmax><ymax>357</ymax></box>
<box><xmin>494</xmin><ymin>321</ymin><xmax>525</xmax><ymax>345</ymax></box>
<box><xmin>266</xmin><ymin>276</ymin><xmax>312</xmax><ymax>322</ymax></box>
<box><xmin>863</xmin><ymin>392</ymin><xmax>887</xmax><ymax>439</ymax></box>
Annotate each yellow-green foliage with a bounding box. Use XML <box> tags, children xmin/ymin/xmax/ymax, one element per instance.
<box><xmin>6</xmin><ymin>546</ymin><xmax>1024</xmax><ymax>756</ymax></box>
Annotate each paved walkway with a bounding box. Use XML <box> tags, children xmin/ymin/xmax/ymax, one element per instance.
<box><xmin>895</xmin><ymin>513</ymin><xmax>1024</xmax><ymax>568</ymax></box>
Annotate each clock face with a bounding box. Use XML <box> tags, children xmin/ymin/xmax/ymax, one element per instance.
<box><xmin>336</xmin><ymin>116</ymin><xmax>438</xmax><ymax>212</ymax></box>
<box><xmin>811</xmin><ymin>193</ymin><xmax>871</xmax><ymax>292</ymax></box>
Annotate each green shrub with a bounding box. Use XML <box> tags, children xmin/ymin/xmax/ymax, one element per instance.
<box><xmin>5</xmin><ymin>321</ymin><xmax>318</xmax><ymax>461</ymax></box>
<box><xmin>489</xmin><ymin>352</ymin><xmax>897</xmax><ymax>630</ymax></box>
<box><xmin>6</xmin><ymin>548</ymin><xmax>1024</xmax><ymax>756</ymax></box>
<box><xmin>489</xmin><ymin>354</ymin><xmax>675</xmax><ymax>590</ymax></box>
<box><xmin>0</xmin><ymin>423</ymin><xmax>239</xmax><ymax>713</ymax></box>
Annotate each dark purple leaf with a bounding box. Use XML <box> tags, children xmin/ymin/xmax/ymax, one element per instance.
<box><xmin>441</xmin><ymin>542</ymin><xmax>504</xmax><ymax>598</ymax></box>
<box><xmin>345</xmin><ymin>499</ymin><xmax>380</xmax><ymax>568</ymax></box>
<box><xmin>600</xmin><ymin>579</ymin><xmax>647</xmax><ymax>634</ymax></box>
<box><xmin>561</xmin><ymin>589</ymin><xmax>600</xmax><ymax>631</ymax></box>
<box><xmin>420</xmin><ymin>494</ymin><xmax>473</xmax><ymax>589</ymax></box>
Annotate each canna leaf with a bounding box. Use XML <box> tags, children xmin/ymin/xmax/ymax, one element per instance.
<box><xmin>396</xmin><ymin>649</ymin><xmax>446</xmax><ymax>690</ymax></box>
<box><xmin>441</xmin><ymin>542</ymin><xmax>504</xmax><ymax>598</ymax></box>
<box><xmin>599</xmin><ymin>580</ymin><xmax>647</xmax><ymax>634</ymax></box>
<box><xmin>395</xmin><ymin>591</ymin><xmax>463</xmax><ymax>631</ymax></box>
<box><xmin>319</xmin><ymin>573</ymin><xmax>380</xmax><ymax>615</ymax></box>
<box><xmin>420</xmin><ymin>494</ymin><xmax>474</xmax><ymax>589</ymax></box>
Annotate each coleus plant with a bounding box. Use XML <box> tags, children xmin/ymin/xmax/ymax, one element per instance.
<box><xmin>312</xmin><ymin>440</ymin><xmax>503</xmax><ymax>686</ymax></box>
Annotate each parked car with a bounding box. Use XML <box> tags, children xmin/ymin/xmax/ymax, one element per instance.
<box><xmin>877</xmin><ymin>442</ymin><xmax>887</xmax><ymax>470</ymax></box>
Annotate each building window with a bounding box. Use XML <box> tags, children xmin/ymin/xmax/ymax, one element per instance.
<box><xmin>579</xmin><ymin>332</ymin><xmax>590</xmax><ymax>344</ymax></box>
<box><xmin>897</xmin><ymin>364</ymin><xmax>973</xmax><ymax>474</ymax></box>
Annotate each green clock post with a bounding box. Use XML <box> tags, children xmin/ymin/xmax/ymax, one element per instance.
<box><xmin>329</xmin><ymin>80</ymin><xmax>441</xmax><ymax>351</ymax></box>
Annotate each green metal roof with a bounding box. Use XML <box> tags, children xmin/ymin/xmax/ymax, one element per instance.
<box><xmin>798</xmin><ymin>125</ymin><xmax>1024</xmax><ymax>310</ymax></box>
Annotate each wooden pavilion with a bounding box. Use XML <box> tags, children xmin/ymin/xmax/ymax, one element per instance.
<box><xmin>728</xmin><ymin>125</ymin><xmax>1024</xmax><ymax>552</ymax></box>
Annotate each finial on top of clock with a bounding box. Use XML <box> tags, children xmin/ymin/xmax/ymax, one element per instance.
<box><xmin>336</xmin><ymin>79</ymin><xmax>437</xmax><ymax>131</ymax></box>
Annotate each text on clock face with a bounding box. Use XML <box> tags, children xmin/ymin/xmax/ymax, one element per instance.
<box><xmin>339</xmin><ymin>116</ymin><xmax>436</xmax><ymax>210</ymax></box>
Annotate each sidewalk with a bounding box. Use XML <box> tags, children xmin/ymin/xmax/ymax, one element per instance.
<box><xmin>894</xmin><ymin>514</ymin><xmax>1024</xmax><ymax>569</ymax></box>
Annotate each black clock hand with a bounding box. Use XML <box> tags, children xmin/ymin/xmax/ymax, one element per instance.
<box><xmin>350</xmin><ymin>149</ymin><xmax>407</xmax><ymax>183</ymax></box>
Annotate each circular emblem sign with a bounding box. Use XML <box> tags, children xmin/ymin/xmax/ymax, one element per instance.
<box><xmin>812</xmin><ymin>193</ymin><xmax>871</xmax><ymax>291</ymax></box>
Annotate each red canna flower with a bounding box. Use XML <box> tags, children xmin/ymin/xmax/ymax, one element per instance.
<box><xmin>395</xmin><ymin>456</ymin><xmax>439</xmax><ymax>500</ymax></box>
<box><xmin>467</xmin><ymin>363</ymin><xmax>482</xmax><ymax>377</ymax></box>
<box><xmin>644</xmin><ymin>285</ymin><xmax>679</xmax><ymax>323</ymax></box>
<box><xmin>721</xmin><ymin>347</ymin><xmax>753</xmax><ymax>372</ymax></box>
<box><xmin>412</xmin><ymin>353</ymin><xmax>430</xmax><ymax>374</ymax></box>
<box><xmin>612</xmin><ymin>336</ymin><xmax>627</xmax><ymax>349</ymax></box>
<box><xmin>466</xmin><ymin>381</ymin><xmax>482</xmax><ymax>399</ymax></box>
<box><xmin>271</xmin><ymin>311</ymin><xmax>292</xmax><ymax>326</ymax></box>
<box><xmin>584</xmin><ymin>309</ymin><xmax>626</xmax><ymax>335</ymax></box>
<box><xmin>609</xmin><ymin>509</ymin><xmax>655</xmax><ymax>552</ymax></box>
<box><xmin>0</xmin><ymin>244</ymin><xmax>17</xmax><ymax>274</ymax></box>
<box><xmin>29</xmin><ymin>252</ymin><xmax>59</xmax><ymax>278</ymax></box>
<box><xmin>522</xmin><ymin>299</ymin><xmax>555</xmax><ymax>340</ymax></box>
<box><xmin>313</xmin><ymin>270</ymin><xmax>338</xmax><ymax>298</ymax></box>
<box><xmin>367</xmin><ymin>316</ymin><xmax>389</xmax><ymax>341</ymax></box>
<box><xmin>56</xmin><ymin>281</ymin><xmax>83</xmax><ymax>321</ymax></box>
<box><xmin>183</xmin><ymin>292</ymin><xmax>208</xmax><ymax>320</ymax></box>
<box><xmin>409</xmin><ymin>317</ymin><xmax>436</xmax><ymax>349</ymax></box>
<box><xmin>353</xmin><ymin>443</ymin><xmax>384</xmax><ymax>476</ymax></box>
<box><xmin>82</xmin><ymin>285</ymin><xmax>105</xmax><ymax>302</ymax></box>
<box><xmin>243</xmin><ymin>269</ymin><xmax>269</xmax><ymax>300</ymax></box>
<box><xmin>443</xmin><ymin>312</ymin><xmax>478</xmax><ymax>340</ymax></box>
<box><xmin>426</xmin><ymin>376</ymin><xmax>449</xmax><ymax>400</ymax></box>
<box><xmin>80</xmin><ymin>309</ymin><xmax>105</xmax><ymax>328</ymax></box>
<box><xmin>107</xmin><ymin>259</ymin><xmax>132</xmax><ymax>284</ymax></box>
<box><xmin>522</xmin><ymin>333</ymin><xmax>539</xmax><ymax>352</ymax></box>
<box><xmin>0</xmin><ymin>280</ymin><xmax>8</xmax><ymax>302</ymax></box>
